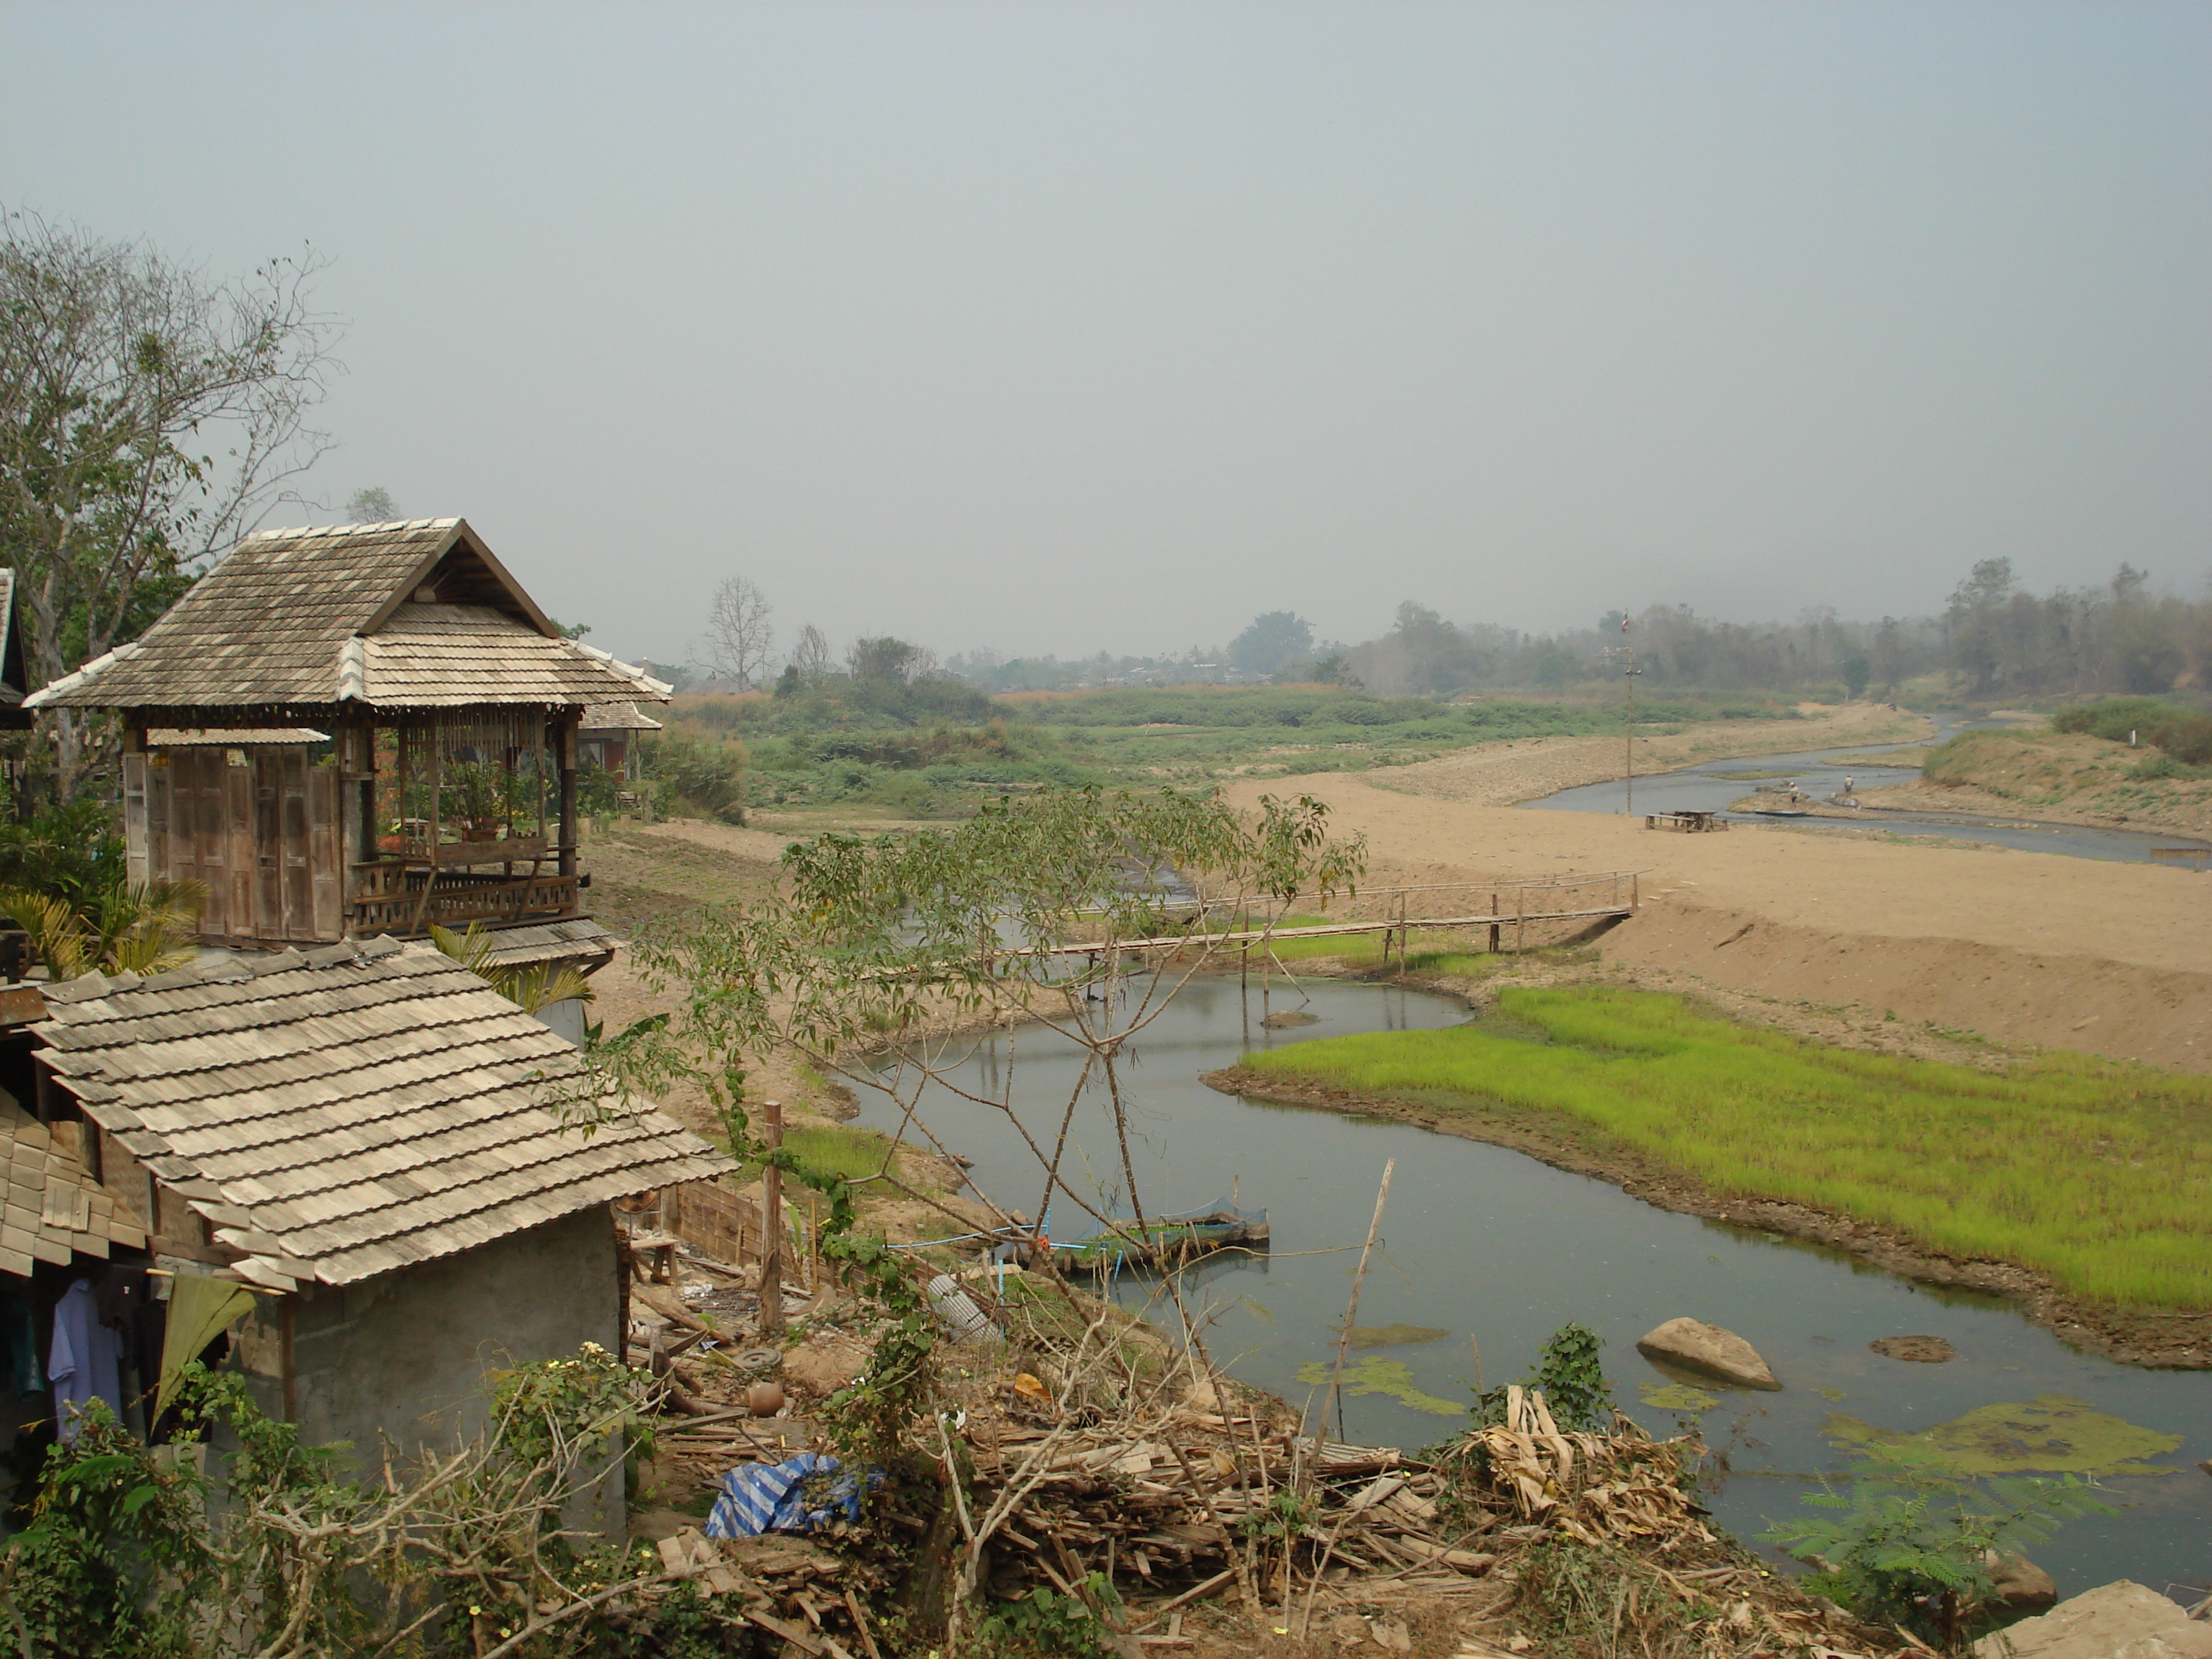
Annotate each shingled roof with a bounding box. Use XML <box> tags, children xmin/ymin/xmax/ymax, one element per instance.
<box><xmin>24</xmin><ymin>520</ymin><xmax>672</xmax><ymax>716</ymax></box>
<box><xmin>1</xmin><ymin>1096</ymin><xmax>147</xmax><ymax>1279</ymax></box>
<box><xmin>0</xmin><ymin>570</ymin><xmax>32</xmax><ymax>730</ymax></box>
<box><xmin>32</xmin><ymin>938</ymin><xmax>732</xmax><ymax>1292</ymax></box>
<box><xmin>581</xmin><ymin>701</ymin><xmax>666</xmax><ymax>733</ymax></box>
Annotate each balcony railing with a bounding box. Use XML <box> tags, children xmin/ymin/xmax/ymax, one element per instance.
<box><xmin>350</xmin><ymin>860</ymin><xmax>579</xmax><ymax>933</ymax></box>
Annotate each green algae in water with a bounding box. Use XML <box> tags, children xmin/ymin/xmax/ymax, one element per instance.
<box><xmin>1638</xmin><ymin>1381</ymin><xmax>1720</xmax><ymax>1413</ymax></box>
<box><xmin>1822</xmin><ymin>1393</ymin><xmax>2181</xmax><ymax>1477</ymax></box>
<box><xmin>1816</xmin><ymin>1388</ymin><xmax>1847</xmax><ymax>1401</ymax></box>
<box><xmin>1345</xmin><ymin>1324</ymin><xmax>1449</xmax><ymax>1351</ymax></box>
<box><xmin>1295</xmin><ymin>1357</ymin><xmax>1463</xmax><ymax>1416</ymax></box>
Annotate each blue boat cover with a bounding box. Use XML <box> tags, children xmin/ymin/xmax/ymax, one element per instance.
<box><xmin>703</xmin><ymin>1452</ymin><xmax>872</xmax><ymax>1538</ymax></box>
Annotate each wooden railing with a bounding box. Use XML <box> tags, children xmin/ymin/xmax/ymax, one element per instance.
<box><xmin>349</xmin><ymin>863</ymin><xmax>579</xmax><ymax>932</ymax></box>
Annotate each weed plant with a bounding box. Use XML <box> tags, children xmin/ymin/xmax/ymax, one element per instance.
<box><xmin>1242</xmin><ymin>987</ymin><xmax>2212</xmax><ymax>1308</ymax></box>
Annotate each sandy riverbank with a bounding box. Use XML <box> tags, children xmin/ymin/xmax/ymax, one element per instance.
<box><xmin>1221</xmin><ymin>760</ymin><xmax>2212</xmax><ymax>1073</ymax></box>
<box><xmin>1374</xmin><ymin>699</ymin><xmax>1927</xmax><ymax>805</ymax></box>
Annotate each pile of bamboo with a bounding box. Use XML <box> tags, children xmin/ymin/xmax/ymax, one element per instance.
<box><xmin>652</xmin><ymin>1530</ymin><xmax>887</xmax><ymax>1659</ymax></box>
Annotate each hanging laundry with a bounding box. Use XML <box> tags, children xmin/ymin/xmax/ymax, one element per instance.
<box><xmin>48</xmin><ymin>1277</ymin><xmax>122</xmax><ymax>1441</ymax></box>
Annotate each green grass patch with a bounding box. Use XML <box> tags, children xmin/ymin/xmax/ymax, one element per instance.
<box><xmin>1241</xmin><ymin>986</ymin><xmax>2212</xmax><ymax>1309</ymax></box>
<box><xmin>733</xmin><ymin>1122</ymin><xmax>902</xmax><ymax>1185</ymax></box>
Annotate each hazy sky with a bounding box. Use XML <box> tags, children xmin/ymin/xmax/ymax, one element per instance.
<box><xmin>4</xmin><ymin>2</ymin><xmax>2206</xmax><ymax>667</ymax></box>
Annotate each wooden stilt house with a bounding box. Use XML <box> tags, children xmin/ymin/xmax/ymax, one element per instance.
<box><xmin>26</xmin><ymin>519</ymin><xmax>669</xmax><ymax>954</ymax></box>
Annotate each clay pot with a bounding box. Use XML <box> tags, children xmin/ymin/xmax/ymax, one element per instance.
<box><xmin>745</xmin><ymin>1382</ymin><xmax>786</xmax><ymax>1417</ymax></box>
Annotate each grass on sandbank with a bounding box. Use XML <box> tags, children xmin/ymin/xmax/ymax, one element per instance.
<box><xmin>730</xmin><ymin>1121</ymin><xmax>903</xmax><ymax>1186</ymax></box>
<box><xmin>1241</xmin><ymin>986</ymin><xmax>2212</xmax><ymax>1310</ymax></box>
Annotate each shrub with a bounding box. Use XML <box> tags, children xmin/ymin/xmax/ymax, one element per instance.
<box><xmin>643</xmin><ymin>732</ymin><xmax>747</xmax><ymax>823</ymax></box>
<box><xmin>2051</xmin><ymin>696</ymin><xmax>2212</xmax><ymax>764</ymax></box>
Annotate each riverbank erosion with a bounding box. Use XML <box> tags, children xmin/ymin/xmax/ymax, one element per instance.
<box><xmin>1220</xmin><ymin>771</ymin><xmax>2212</xmax><ymax>1074</ymax></box>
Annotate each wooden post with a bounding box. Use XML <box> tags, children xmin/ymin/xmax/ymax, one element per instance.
<box><xmin>410</xmin><ymin>724</ymin><xmax>441</xmax><ymax>932</ymax></box>
<box><xmin>555</xmin><ymin>711</ymin><xmax>580</xmax><ymax>882</ymax></box>
<box><xmin>1489</xmin><ymin>891</ymin><xmax>1500</xmax><ymax>955</ymax></box>
<box><xmin>614</xmin><ymin>1208</ymin><xmax>632</xmax><ymax>1369</ymax></box>
<box><xmin>759</xmin><ymin>1097</ymin><xmax>783</xmax><ymax>1335</ymax></box>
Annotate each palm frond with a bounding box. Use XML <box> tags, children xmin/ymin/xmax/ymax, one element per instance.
<box><xmin>431</xmin><ymin>922</ymin><xmax>595</xmax><ymax>1014</ymax></box>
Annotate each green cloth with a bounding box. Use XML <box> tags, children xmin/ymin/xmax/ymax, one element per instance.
<box><xmin>156</xmin><ymin>1274</ymin><xmax>259</xmax><ymax>1419</ymax></box>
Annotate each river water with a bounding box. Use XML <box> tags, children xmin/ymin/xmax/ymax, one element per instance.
<box><xmin>863</xmin><ymin>976</ymin><xmax>2212</xmax><ymax>1601</ymax></box>
<box><xmin>1523</xmin><ymin>719</ymin><xmax>2212</xmax><ymax>864</ymax></box>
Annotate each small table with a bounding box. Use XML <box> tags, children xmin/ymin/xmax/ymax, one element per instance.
<box><xmin>622</xmin><ymin>1228</ymin><xmax>681</xmax><ymax>1285</ymax></box>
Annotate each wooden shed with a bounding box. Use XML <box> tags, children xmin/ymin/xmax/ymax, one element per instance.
<box><xmin>27</xmin><ymin>519</ymin><xmax>670</xmax><ymax>952</ymax></box>
<box><xmin>18</xmin><ymin>939</ymin><xmax>732</xmax><ymax>1465</ymax></box>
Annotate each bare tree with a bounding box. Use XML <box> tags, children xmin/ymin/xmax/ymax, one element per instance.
<box><xmin>787</xmin><ymin>621</ymin><xmax>832</xmax><ymax>684</ymax></box>
<box><xmin>1</xmin><ymin>210</ymin><xmax>341</xmax><ymax>791</ymax></box>
<box><xmin>694</xmin><ymin>575</ymin><xmax>773</xmax><ymax>688</ymax></box>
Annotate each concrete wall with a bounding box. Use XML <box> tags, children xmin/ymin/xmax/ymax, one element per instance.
<box><xmin>236</xmin><ymin>1206</ymin><xmax>625</xmax><ymax>1532</ymax></box>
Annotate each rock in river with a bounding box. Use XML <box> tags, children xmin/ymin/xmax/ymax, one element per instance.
<box><xmin>1635</xmin><ymin>1318</ymin><xmax>1781</xmax><ymax>1390</ymax></box>
<box><xmin>1871</xmin><ymin>1334</ymin><xmax>1958</xmax><ymax>1363</ymax></box>
<box><xmin>1985</xmin><ymin>1551</ymin><xmax>2057</xmax><ymax>1610</ymax></box>
<box><xmin>1970</xmin><ymin>1581</ymin><xmax>2212</xmax><ymax>1659</ymax></box>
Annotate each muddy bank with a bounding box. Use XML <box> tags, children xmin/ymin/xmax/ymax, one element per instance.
<box><xmin>1200</xmin><ymin>1048</ymin><xmax>2211</xmax><ymax>1370</ymax></box>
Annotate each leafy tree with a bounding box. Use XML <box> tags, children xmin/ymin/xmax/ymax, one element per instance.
<box><xmin>343</xmin><ymin>485</ymin><xmax>397</xmax><ymax>521</ymax></box>
<box><xmin>1762</xmin><ymin>1443</ymin><xmax>2110</xmax><ymax>1648</ymax></box>
<box><xmin>846</xmin><ymin>634</ymin><xmax>932</xmax><ymax>686</ymax></box>
<box><xmin>1</xmin><ymin>210</ymin><xmax>341</xmax><ymax>794</ymax></box>
<box><xmin>580</xmin><ymin>786</ymin><xmax>1364</xmax><ymax>1651</ymax></box>
<box><xmin>1839</xmin><ymin>652</ymin><xmax>1872</xmax><ymax>698</ymax></box>
<box><xmin>1228</xmin><ymin>610</ymin><xmax>1313</xmax><ymax>675</ymax></box>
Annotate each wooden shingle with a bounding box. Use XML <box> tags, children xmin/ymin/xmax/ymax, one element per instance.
<box><xmin>25</xmin><ymin>520</ymin><xmax>670</xmax><ymax>716</ymax></box>
<box><xmin>32</xmin><ymin>940</ymin><xmax>731</xmax><ymax>1286</ymax></box>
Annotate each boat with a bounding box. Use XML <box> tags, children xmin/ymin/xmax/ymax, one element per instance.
<box><xmin>1051</xmin><ymin>1198</ymin><xmax>1269</xmax><ymax>1274</ymax></box>
<box><xmin>1753</xmin><ymin>807</ymin><xmax>1809</xmax><ymax>818</ymax></box>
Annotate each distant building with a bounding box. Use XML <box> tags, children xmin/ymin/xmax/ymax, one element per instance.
<box><xmin>580</xmin><ymin>701</ymin><xmax>664</xmax><ymax>782</ymax></box>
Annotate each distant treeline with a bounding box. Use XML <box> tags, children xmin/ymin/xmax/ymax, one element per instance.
<box><xmin>939</xmin><ymin>558</ymin><xmax>2211</xmax><ymax>704</ymax></box>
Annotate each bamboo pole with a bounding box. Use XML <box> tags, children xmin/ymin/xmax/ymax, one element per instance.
<box><xmin>1318</xmin><ymin>1159</ymin><xmax>1395</xmax><ymax>1442</ymax></box>
<box><xmin>759</xmin><ymin>1097</ymin><xmax>783</xmax><ymax>1334</ymax></box>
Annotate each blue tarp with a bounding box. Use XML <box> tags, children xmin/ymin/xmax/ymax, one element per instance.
<box><xmin>703</xmin><ymin>1452</ymin><xmax>873</xmax><ymax>1538</ymax></box>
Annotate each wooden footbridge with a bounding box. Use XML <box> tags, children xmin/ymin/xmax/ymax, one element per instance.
<box><xmin>1045</xmin><ymin>870</ymin><xmax>1642</xmax><ymax>966</ymax></box>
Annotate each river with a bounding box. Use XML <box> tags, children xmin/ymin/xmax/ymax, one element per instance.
<box><xmin>1523</xmin><ymin>718</ymin><xmax>2212</xmax><ymax>865</ymax></box>
<box><xmin>861</xmin><ymin>976</ymin><xmax>2212</xmax><ymax>1601</ymax></box>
